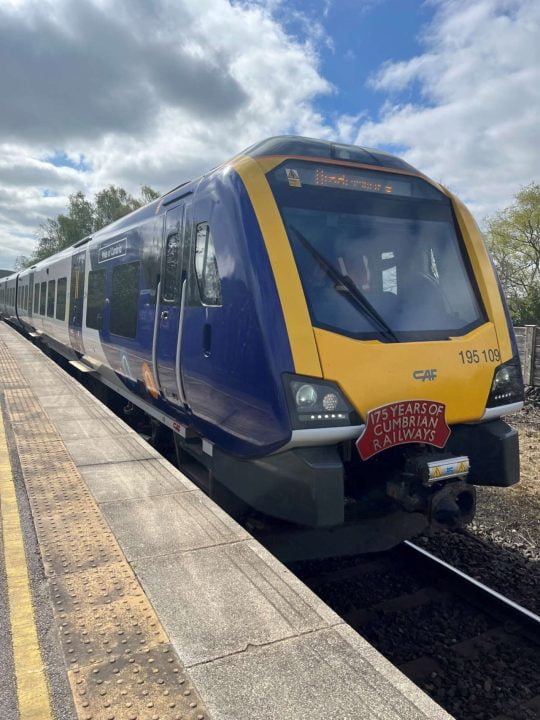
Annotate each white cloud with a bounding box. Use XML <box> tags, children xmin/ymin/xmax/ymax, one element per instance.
<box><xmin>358</xmin><ymin>0</ymin><xmax>540</xmax><ymax>221</ymax></box>
<box><xmin>0</xmin><ymin>0</ymin><xmax>336</xmax><ymax>268</ymax></box>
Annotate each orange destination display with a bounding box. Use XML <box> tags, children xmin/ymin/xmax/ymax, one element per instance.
<box><xmin>356</xmin><ymin>400</ymin><xmax>451</xmax><ymax>460</ymax></box>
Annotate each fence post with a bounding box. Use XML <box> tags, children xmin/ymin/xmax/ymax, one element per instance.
<box><xmin>523</xmin><ymin>325</ymin><xmax>537</xmax><ymax>386</ymax></box>
<box><xmin>531</xmin><ymin>325</ymin><xmax>539</xmax><ymax>387</ymax></box>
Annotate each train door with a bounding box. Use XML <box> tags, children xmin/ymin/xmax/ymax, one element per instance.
<box><xmin>68</xmin><ymin>251</ymin><xmax>86</xmax><ymax>354</ymax></box>
<box><xmin>154</xmin><ymin>202</ymin><xmax>189</xmax><ymax>407</ymax></box>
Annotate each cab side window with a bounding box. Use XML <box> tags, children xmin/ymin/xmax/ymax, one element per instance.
<box><xmin>194</xmin><ymin>223</ymin><xmax>222</xmax><ymax>306</ymax></box>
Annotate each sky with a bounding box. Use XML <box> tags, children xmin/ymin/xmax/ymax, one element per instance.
<box><xmin>0</xmin><ymin>0</ymin><xmax>539</xmax><ymax>269</ymax></box>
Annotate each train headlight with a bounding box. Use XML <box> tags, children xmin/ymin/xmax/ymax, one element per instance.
<box><xmin>295</xmin><ymin>384</ymin><xmax>318</xmax><ymax>408</ymax></box>
<box><xmin>486</xmin><ymin>357</ymin><xmax>524</xmax><ymax>407</ymax></box>
<box><xmin>284</xmin><ymin>374</ymin><xmax>359</xmax><ymax>429</ymax></box>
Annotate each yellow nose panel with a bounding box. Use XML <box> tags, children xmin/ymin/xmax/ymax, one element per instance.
<box><xmin>314</xmin><ymin>323</ymin><xmax>500</xmax><ymax>424</ymax></box>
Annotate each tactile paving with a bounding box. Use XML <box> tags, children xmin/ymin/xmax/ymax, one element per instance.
<box><xmin>50</xmin><ymin>563</ymin><xmax>142</xmax><ymax>614</ymax></box>
<box><xmin>3</xmin><ymin>387</ymin><xmax>49</xmax><ymax>425</ymax></box>
<box><xmin>57</xmin><ymin>594</ymin><xmax>167</xmax><ymax>667</ymax></box>
<box><xmin>0</xmin><ymin>326</ymin><xmax>210</xmax><ymax>720</ymax></box>
<box><xmin>35</xmin><ymin>508</ymin><xmax>125</xmax><ymax>577</ymax></box>
<box><xmin>68</xmin><ymin>645</ymin><xmax>206</xmax><ymax>720</ymax></box>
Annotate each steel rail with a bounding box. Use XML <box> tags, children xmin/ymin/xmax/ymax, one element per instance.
<box><xmin>404</xmin><ymin>540</ymin><xmax>540</xmax><ymax>626</ymax></box>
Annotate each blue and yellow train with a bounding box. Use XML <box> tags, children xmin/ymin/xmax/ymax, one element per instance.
<box><xmin>0</xmin><ymin>136</ymin><xmax>524</xmax><ymax>555</ymax></box>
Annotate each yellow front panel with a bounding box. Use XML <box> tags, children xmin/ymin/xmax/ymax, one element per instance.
<box><xmin>314</xmin><ymin>323</ymin><xmax>500</xmax><ymax>424</ymax></box>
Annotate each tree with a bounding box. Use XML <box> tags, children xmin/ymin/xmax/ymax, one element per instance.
<box><xmin>22</xmin><ymin>184</ymin><xmax>160</xmax><ymax>267</ymax></box>
<box><xmin>486</xmin><ymin>183</ymin><xmax>540</xmax><ymax>326</ymax></box>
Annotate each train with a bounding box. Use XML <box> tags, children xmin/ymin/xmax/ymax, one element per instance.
<box><xmin>0</xmin><ymin>136</ymin><xmax>524</xmax><ymax>557</ymax></box>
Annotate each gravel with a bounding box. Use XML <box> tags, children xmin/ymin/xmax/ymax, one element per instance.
<box><xmin>420</xmin><ymin>407</ymin><xmax>540</xmax><ymax>614</ymax></box>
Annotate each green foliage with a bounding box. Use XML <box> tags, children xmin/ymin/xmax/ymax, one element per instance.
<box><xmin>23</xmin><ymin>184</ymin><xmax>160</xmax><ymax>267</ymax></box>
<box><xmin>486</xmin><ymin>183</ymin><xmax>540</xmax><ymax>326</ymax></box>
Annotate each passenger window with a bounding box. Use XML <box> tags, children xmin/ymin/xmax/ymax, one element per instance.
<box><xmin>33</xmin><ymin>285</ymin><xmax>40</xmax><ymax>314</ymax></box>
<box><xmin>47</xmin><ymin>280</ymin><xmax>56</xmax><ymax>317</ymax></box>
<box><xmin>195</xmin><ymin>223</ymin><xmax>222</xmax><ymax>306</ymax></box>
<box><xmin>22</xmin><ymin>285</ymin><xmax>27</xmax><ymax>311</ymax></box>
<box><xmin>39</xmin><ymin>282</ymin><xmax>46</xmax><ymax>315</ymax></box>
<box><xmin>56</xmin><ymin>278</ymin><xmax>67</xmax><ymax>320</ymax></box>
<box><xmin>110</xmin><ymin>262</ymin><xmax>139</xmax><ymax>338</ymax></box>
<box><xmin>86</xmin><ymin>270</ymin><xmax>106</xmax><ymax>330</ymax></box>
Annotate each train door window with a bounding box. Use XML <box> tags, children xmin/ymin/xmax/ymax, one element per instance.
<box><xmin>33</xmin><ymin>285</ymin><xmax>40</xmax><ymax>314</ymax></box>
<box><xmin>194</xmin><ymin>223</ymin><xmax>222</xmax><ymax>306</ymax></box>
<box><xmin>56</xmin><ymin>277</ymin><xmax>67</xmax><ymax>320</ymax></box>
<box><xmin>86</xmin><ymin>269</ymin><xmax>106</xmax><ymax>330</ymax></box>
<box><xmin>163</xmin><ymin>230</ymin><xmax>181</xmax><ymax>302</ymax></box>
<box><xmin>39</xmin><ymin>281</ymin><xmax>47</xmax><ymax>315</ymax></box>
<box><xmin>110</xmin><ymin>262</ymin><xmax>139</xmax><ymax>338</ymax></box>
<box><xmin>47</xmin><ymin>280</ymin><xmax>56</xmax><ymax>317</ymax></box>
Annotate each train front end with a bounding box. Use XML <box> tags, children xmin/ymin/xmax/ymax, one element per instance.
<box><xmin>234</xmin><ymin>138</ymin><xmax>524</xmax><ymax>554</ymax></box>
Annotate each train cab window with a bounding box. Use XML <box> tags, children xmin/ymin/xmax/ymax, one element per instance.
<box><xmin>33</xmin><ymin>285</ymin><xmax>40</xmax><ymax>314</ymax></box>
<box><xmin>56</xmin><ymin>277</ymin><xmax>67</xmax><ymax>320</ymax></box>
<box><xmin>47</xmin><ymin>280</ymin><xmax>56</xmax><ymax>317</ymax></box>
<box><xmin>86</xmin><ymin>269</ymin><xmax>106</xmax><ymax>330</ymax></box>
<box><xmin>268</xmin><ymin>161</ymin><xmax>485</xmax><ymax>342</ymax></box>
<box><xmin>39</xmin><ymin>282</ymin><xmax>47</xmax><ymax>315</ymax></box>
<box><xmin>195</xmin><ymin>223</ymin><xmax>222</xmax><ymax>306</ymax></box>
<box><xmin>110</xmin><ymin>262</ymin><xmax>139</xmax><ymax>338</ymax></box>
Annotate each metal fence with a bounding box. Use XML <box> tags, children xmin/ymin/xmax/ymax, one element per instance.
<box><xmin>514</xmin><ymin>325</ymin><xmax>540</xmax><ymax>387</ymax></box>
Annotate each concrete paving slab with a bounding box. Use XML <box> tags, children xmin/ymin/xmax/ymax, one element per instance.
<box><xmin>134</xmin><ymin>540</ymin><xmax>341</xmax><ymax>666</ymax></box>
<box><xmin>101</xmin><ymin>491</ymin><xmax>249</xmax><ymax>560</ymax></box>
<box><xmin>42</xmin><ymin>401</ymin><xmax>114</xmax><ymax>423</ymax></box>
<box><xmin>31</xmin><ymin>385</ymin><xmax>78</xmax><ymax>399</ymax></box>
<box><xmin>36</xmin><ymin>394</ymin><xmax>96</xmax><ymax>409</ymax></box>
<box><xmin>189</xmin><ymin>627</ymin><xmax>451</xmax><ymax>720</ymax></box>
<box><xmin>53</xmin><ymin>416</ymin><xmax>131</xmax><ymax>442</ymax></box>
<box><xmin>79</xmin><ymin>458</ymin><xmax>192</xmax><ymax>502</ymax></box>
<box><xmin>62</xmin><ymin>433</ymin><xmax>160</xmax><ymax>466</ymax></box>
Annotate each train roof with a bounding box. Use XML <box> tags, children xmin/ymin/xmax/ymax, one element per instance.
<box><xmin>243</xmin><ymin>135</ymin><xmax>419</xmax><ymax>173</ymax></box>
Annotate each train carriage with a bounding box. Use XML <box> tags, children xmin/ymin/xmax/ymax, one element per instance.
<box><xmin>0</xmin><ymin>136</ymin><xmax>524</xmax><ymax>557</ymax></box>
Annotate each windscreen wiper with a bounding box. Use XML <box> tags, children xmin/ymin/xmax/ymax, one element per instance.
<box><xmin>291</xmin><ymin>226</ymin><xmax>400</xmax><ymax>343</ymax></box>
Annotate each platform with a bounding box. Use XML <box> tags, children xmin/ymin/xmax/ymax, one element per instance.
<box><xmin>0</xmin><ymin>320</ymin><xmax>452</xmax><ymax>720</ymax></box>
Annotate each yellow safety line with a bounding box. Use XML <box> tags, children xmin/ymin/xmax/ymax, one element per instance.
<box><xmin>0</xmin><ymin>410</ymin><xmax>53</xmax><ymax>720</ymax></box>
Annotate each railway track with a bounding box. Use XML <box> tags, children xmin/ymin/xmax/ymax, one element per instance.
<box><xmin>289</xmin><ymin>540</ymin><xmax>540</xmax><ymax>720</ymax></box>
